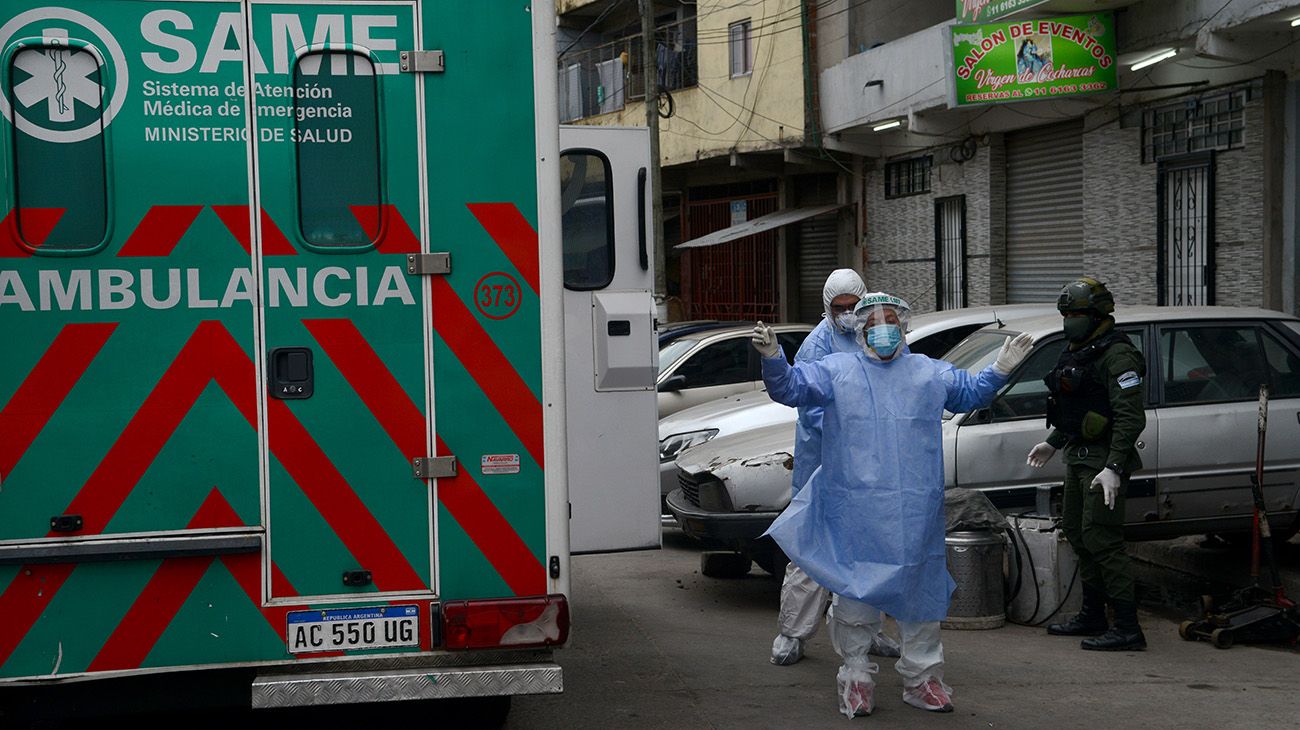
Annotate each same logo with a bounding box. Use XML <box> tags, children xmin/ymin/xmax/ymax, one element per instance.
<box><xmin>0</xmin><ymin>7</ymin><xmax>128</xmax><ymax>143</ymax></box>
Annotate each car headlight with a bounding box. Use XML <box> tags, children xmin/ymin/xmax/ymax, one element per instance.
<box><xmin>659</xmin><ymin>429</ymin><xmax>719</xmax><ymax>463</ymax></box>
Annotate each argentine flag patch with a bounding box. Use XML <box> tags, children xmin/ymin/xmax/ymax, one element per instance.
<box><xmin>1117</xmin><ymin>371</ymin><xmax>1142</xmax><ymax>390</ymax></box>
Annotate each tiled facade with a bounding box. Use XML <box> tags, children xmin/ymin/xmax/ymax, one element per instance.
<box><xmin>857</xmin><ymin>85</ymin><xmax>1269</xmax><ymax>314</ymax></box>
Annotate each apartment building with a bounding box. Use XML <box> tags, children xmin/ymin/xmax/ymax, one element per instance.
<box><xmin>557</xmin><ymin>0</ymin><xmax>855</xmax><ymax>322</ymax></box>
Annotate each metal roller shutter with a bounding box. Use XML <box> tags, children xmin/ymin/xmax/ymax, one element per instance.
<box><xmin>1005</xmin><ymin>120</ymin><xmax>1084</xmax><ymax>303</ymax></box>
<box><xmin>796</xmin><ymin>213</ymin><xmax>841</xmax><ymax>322</ymax></box>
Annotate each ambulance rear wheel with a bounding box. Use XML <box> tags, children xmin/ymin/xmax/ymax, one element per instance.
<box><xmin>701</xmin><ymin>551</ymin><xmax>752</xmax><ymax>578</ymax></box>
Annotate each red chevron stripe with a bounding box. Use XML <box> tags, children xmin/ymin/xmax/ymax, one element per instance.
<box><xmin>302</xmin><ymin>319</ymin><xmax>424</xmax><ymax>459</ymax></box>
<box><xmin>61</xmin><ymin>322</ymin><xmax>256</xmax><ymax>535</ymax></box>
<box><xmin>117</xmin><ymin>206</ymin><xmax>203</xmax><ymax>257</ymax></box>
<box><xmin>54</xmin><ymin>321</ymin><xmax>418</xmax><ymax>580</ymax></box>
<box><xmin>90</xmin><ymin>490</ymin><xmax>325</xmax><ymax>670</ymax></box>
<box><xmin>352</xmin><ymin>205</ymin><xmax>420</xmax><ymax>254</ymax></box>
<box><xmin>467</xmin><ymin>203</ymin><xmax>539</xmax><ymax>294</ymax></box>
<box><xmin>87</xmin><ymin>555</ymin><xmax>211</xmax><ymax>671</ymax></box>
<box><xmin>0</xmin><ymin>564</ymin><xmax>75</xmax><ymax>667</ymax></box>
<box><xmin>266</xmin><ymin>397</ymin><xmax>425</xmax><ymax>591</ymax></box>
<box><xmin>0</xmin><ymin>323</ymin><xmax>116</xmax><ymax>477</ymax></box>
<box><xmin>304</xmin><ymin>319</ymin><xmax>543</xmax><ymax>596</ymax></box>
<box><xmin>212</xmin><ymin>206</ymin><xmax>297</xmax><ymax>256</ymax></box>
<box><xmin>435</xmin><ymin>438</ymin><xmax>545</xmax><ymax>596</ymax></box>
<box><xmin>430</xmin><ymin>278</ymin><xmax>544</xmax><ymax>466</ymax></box>
<box><xmin>0</xmin><ymin>208</ymin><xmax>65</xmax><ymax>256</ymax></box>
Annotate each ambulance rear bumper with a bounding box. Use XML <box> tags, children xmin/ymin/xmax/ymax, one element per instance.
<box><xmin>251</xmin><ymin>661</ymin><xmax>562</xmax><ymax>708</ymax></box>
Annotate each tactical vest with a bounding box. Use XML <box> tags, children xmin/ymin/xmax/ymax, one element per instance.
<box><xmin>1044</xmin><ymin>330</ymin><xmax>1133</xmax><ymax>441</ymax></box>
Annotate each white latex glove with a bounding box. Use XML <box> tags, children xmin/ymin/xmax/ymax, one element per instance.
<box><xmin>993</xmin><ymin>332</ymin><xmax>1035</xmax><ymax>376</ymax></box>
<box><xmin>751</xmin><ymin>321</ymin><xmax>780</xmax><ymax>359</ymax></box>
<box><xmin>1091</xmin><ymin>467</ymin><xmax>1121</xmax><ymax>510</ymax></box>
<box><xmin>1026</xmin><ymin>442</ymin><xmax>1056</xmax><ymax>468</ymax></box>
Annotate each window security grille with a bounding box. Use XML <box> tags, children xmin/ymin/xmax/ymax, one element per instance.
<box><xmin>884</xmin><ymin>156</ymin><xmax>932</xmax><ymax>199</ymax></box>
<box><xmin>1142</xmin><ymin>90</ymin><xmax>1246</xmax><ymax>163</ymax></box>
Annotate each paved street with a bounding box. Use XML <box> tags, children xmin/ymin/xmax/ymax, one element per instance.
<box><xmin>510</xmin><ymin>529</ymin><xmax>1299</xmax><ymax>729</ymax></box>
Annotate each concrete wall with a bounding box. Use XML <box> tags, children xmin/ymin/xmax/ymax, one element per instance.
<box><xmin>848</xmin><ymin>0</ymin><xmax>951</xmax><ymax>56</ymax></box>
<box><xmin>860</xmin><ymin>145</ymin><xmax>995</xmax><ymax>313</ymax></box>
<box><xmin>860</xmin><ymin>83</ymin><xmax>1268</xmax><ymax>312</ymax></box>
<box><xmin>575</xmin><ymin>0</ymin><xmax>808</xmax><ymax>168</ymax></box>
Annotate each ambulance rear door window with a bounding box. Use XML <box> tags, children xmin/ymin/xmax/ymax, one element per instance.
<box><xmin>7</xmin><ymin>43</ymin><xmax>109</xmax><ymax>254</ymax></box>
<box><xmin>294</xmin><ymin>50</ymin><xmax>382</xmax><ymax>250</ymax></box>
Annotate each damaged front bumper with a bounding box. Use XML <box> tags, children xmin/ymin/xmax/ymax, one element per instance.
<box><xmin>665</xmin><ymin>488</ymin><xmax>779</xmax><ymax>544</ymax></box>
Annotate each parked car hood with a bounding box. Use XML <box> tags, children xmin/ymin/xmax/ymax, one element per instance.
<box><xmin>676</xmin><ymin>420</ymin><xmax>796</xmax><ymax>476</ymax></box>
<box><xmin>658</xmin><ymin>389</ymin><xmax>794</xmax><ymax>441</ymax></box>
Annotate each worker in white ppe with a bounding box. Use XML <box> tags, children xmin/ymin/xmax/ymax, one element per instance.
<box><xmin>771</xmin><ymin>273</ymin><xmax>901</xmax><ymax>667</ymax></box>
<box><xmin>752</xmin><ymin>294</ymin><xmax>1034</xmax><ymax>718</ymax></box>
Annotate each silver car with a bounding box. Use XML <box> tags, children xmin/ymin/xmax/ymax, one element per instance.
<box><xmin>656</xmin><ymin>323</ymin><xmax>813</xmax><ymax>419</ymax></box>
<box><xmin>668</xmin><ymin>306</ymin><xmax>1300</xmax><ymax>571</ymax></box>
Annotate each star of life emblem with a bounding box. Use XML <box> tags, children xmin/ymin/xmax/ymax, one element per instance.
<box><xmin>0</xmin><ymin>8</ymin><xmax>129</xmax><ymax>143</ymax></box>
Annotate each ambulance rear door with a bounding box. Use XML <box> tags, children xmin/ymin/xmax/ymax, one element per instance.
<box><xmin>248</xmin><ymin>1</ymin><xmax>434</xmax><ymax>601</ymax></box>
<box><xmin>559</xmin><ymin>125</ymin><xmax>659</xmax><ymax>554</ymax></box>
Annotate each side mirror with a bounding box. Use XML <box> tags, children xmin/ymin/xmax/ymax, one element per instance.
<box><xmin>658</xmin><ymin>374</ymin><xmax>687</xmax><ymax>393</ymax></box>
<box><xmin>963</xmin><ymin>407</ymin><xmax>992</xmax><ymax>425</ymax></box>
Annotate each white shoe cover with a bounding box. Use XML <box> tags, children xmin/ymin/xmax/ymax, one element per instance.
<box><xmin>771</xmin><ymin>634</ymin><xmax>804</xmax><ymax>665</ymax></box>
<box><xmin>836</xmin><ymin>663</ymin><xmax>879</xmax><ymax>718</ymax></box>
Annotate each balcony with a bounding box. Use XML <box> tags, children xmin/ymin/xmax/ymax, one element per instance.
<box><xmin>820</xmin><ymin>22</ymin><xmax>950</xmax><ymax>135</ymax></box>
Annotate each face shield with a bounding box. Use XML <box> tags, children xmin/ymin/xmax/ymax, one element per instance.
<box><xmin>853</xmin><ymin>293</ymin><xmax>911</xmax><ymax>360</ymax></box>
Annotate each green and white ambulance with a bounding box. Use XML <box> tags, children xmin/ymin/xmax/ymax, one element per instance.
<box><xmin>0</xmin><ymin>1</ymin><xmax>658</xmax><ymax>722</ymax></box>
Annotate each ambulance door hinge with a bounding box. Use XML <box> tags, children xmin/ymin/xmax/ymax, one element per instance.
<box><xmin>407</xmin><ymin>253</ymin><xmax>451</xmax><ymax>276</ymax></box>
<box><xmin>413</xmin><ymin>456</ymin><xmax>457</xmax><ymax>479</ymax></box>
<box><xmin>400</xmin><ymin>50</ymin><xmax>445</xmax><ymax>73</ymax></box>
<box><xmin>549</xmin><ymin>555</ymin><xmax>560</xmax><ymax>579</ymax></box>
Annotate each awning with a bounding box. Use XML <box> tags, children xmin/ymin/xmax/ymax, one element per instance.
<box><xmin>674</xmin><ymin>203</ymin><xmax>846</xmax><ymax>249</ymax></box>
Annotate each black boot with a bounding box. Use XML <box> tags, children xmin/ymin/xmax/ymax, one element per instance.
<box><xmin>1081</xmin><ymin>599</ymin><xmax>1147</xmax><ymax>651</ymax></box>
<box><xmin>1047</xmin><ymin>584</ymin><xmax>1109</xmax><ymax>636</ymax></box>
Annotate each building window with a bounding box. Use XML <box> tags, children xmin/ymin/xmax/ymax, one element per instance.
<box><xmin>884</xmin><ymin>156</ymin><xmax>932</xmax><ymax>199</ymax></box>
<box><xmin>7</xmin><ymin>44</ymin><xmax>109</xmax><ymax>254</ymax></box>
<box><xmin>1142</xmin><ymin>90</ymin><xmax>1247</xmax><ymax>163</ymax></box>
<box><xmin>729</xmin><ymin>20</ymin><xmax>752</xmax><ymax>77</ymax></box>
<box><xmin>294</xmin><ymin>50</ymin><xmax>382</xmax><ymax>249</ymax></box>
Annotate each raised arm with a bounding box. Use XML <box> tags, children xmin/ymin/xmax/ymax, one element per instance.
<box><xmin>751</xmin><ymin>323</ymin><xmax>834</xmax><ymax>408</ymax></box>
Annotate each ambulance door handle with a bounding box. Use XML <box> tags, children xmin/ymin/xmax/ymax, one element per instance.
<box><xmin>269</xmin><ymin>347</ymin><xmax>314</xmax><ymax>400</ymax></box>
<box><xmin>637</xmin><ymin>167</ymin><xmax>649</xmax><ymax>271</ymax></box>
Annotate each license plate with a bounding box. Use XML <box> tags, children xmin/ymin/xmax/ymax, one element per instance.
<box><xmin>286</xmin><ymin>605</ymin><xmax>420</xmax><ymax>654</ymax></box>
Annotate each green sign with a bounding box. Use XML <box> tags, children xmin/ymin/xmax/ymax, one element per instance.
<box><xmin>956</xmin><ymin>0</ymin><xmax>1050</xmax><ymax>23</ymax></box>
<box><xmin>950</xmin><ymin>13</ymin><xmax>1117</xmax><ymax>107</ymax></box>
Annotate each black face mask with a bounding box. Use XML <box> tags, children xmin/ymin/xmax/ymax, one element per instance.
<box><xmin>1063</xmin><ymin>314</ymin><xmax>1099</xmax><ymax>343</ymax></box>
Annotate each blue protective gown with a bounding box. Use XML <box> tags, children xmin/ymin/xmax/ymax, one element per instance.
<box><xmin>791</xmin><ymin>319</ymin><xmax>863</xmax><ymax>495</ymax></box>
<box><xmin>762</xmin><ymin>351</ymin><xmax>1008</xmax><ymax>623</ymax></box>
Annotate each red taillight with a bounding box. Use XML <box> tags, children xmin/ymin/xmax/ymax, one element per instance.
<box><xmin>441</xmin><ymin>594</ymin><xmax>569</xmax><ymax>650</ymax></box>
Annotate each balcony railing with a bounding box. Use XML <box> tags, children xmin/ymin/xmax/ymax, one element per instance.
<box><xmin>558</xmin><ymin>21</ymin><xmax>697</xmax><ymax>122</ymax></box>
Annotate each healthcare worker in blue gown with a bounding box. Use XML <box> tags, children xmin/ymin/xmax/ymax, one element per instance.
<box><xmin>771</xmin><ymin>274</ymin><xmax>901</xmax><ymax>667</ymax></box>
<box><xmin>751</xmin><ymin>294</ymin><xmax>1033</xmax><ymax>718</ymax></box>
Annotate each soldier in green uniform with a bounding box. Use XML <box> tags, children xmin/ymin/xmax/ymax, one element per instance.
<box><xmin>1026</xmin><ymin>277</ymin><xmax>1148</xmax><ymax>651</ymax></box>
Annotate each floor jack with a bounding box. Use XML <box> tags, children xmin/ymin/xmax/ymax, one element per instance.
<box><xmin>1179</xmin><ymin>385</ymin><xmax>1300</xmax><ymax>649</ymax></box>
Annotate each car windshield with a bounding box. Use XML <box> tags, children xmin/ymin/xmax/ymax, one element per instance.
<box><xmin>940</xmin><ymin>331</ymin><xmax>1012</xmax><ymax>419</ymax></box>
<box><xmin>944</xmin><ymin>331</ymin><xmax>1011</xmax><ymax>372</ymax></box>
<box><xmin>659</xmin><ymin>338</ymin><xmax>699</xmax><ymax>373</ymax></box>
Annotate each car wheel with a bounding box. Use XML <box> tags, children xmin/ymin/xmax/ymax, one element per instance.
<box><xmin>700</xmin><ymin>551</ymin><xmax>752</xmax><ymax>578</ymax></box>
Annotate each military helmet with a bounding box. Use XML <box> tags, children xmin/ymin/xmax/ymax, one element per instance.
<box><xmin>1056</xmin><ymin>277</ymin><xmax>1114</xmax><ymax>316</ymax></box>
